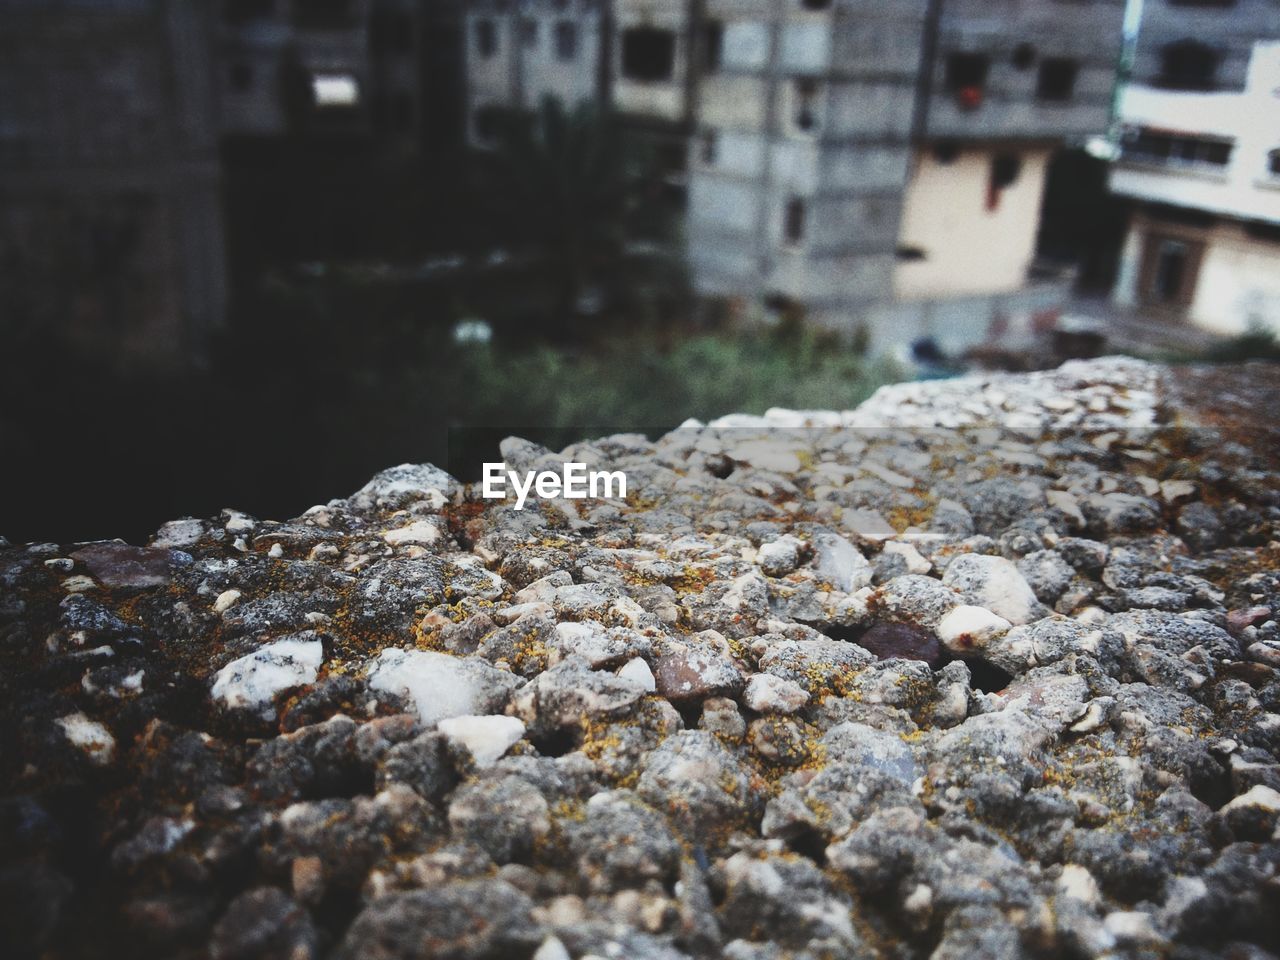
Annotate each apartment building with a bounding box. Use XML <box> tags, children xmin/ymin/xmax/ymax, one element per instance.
<box><xmin>1111</xmin><ymin>0</ymin><xmax>1280</xmax><ymax>336</ymax></box>
<box><xmin>218</xmin><ymin>0</ymin><xmax>447</xmax><ymax>143</ymax></box>
<box><xmin>463</xmin><ymin>0</ymin><xmax>606</xmax><ymax>145</ymax></box>
<box><xmin>461</xmin><ymin>0</ymin><xmax>1128</xmax><ymax>345</ymax></box>
<box><xmin>0</xmin><ymin>0</ymin><xmax>227</xmax><ymax>371</ymax></box>
<box><xmin>688</xmin><ymin>0</ymin><xmax>1127</xmax><ymax>339</ymax></box>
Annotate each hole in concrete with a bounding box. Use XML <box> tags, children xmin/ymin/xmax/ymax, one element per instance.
<box><xmin>787</xmin><ymin>826</ymin><xmax>828</xmax><ymax>865</ymax></box>
<box><xmin>964</xmin><ymin>657</ymin><xmax>1013</xmax><ymax>693</ymax></box>
<box><xmin>531</xmin><ymin>727</ymin><xmax>577</xmax><ymax>758</ymax></box>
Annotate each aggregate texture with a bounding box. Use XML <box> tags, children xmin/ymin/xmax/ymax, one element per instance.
<box><xmin>2</xmin><ymin>357</ymin><xmax>1279</xmax><ymax>960</ymax></box>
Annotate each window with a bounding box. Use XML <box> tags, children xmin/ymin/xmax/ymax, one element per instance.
<box><xmin>1158</xmin><ymin>40</ymin><xmax>1219</xmax><ymax>91</ymax></box>
<box><xmin>622</xmin><ymin>28</ymin><xmax>676</xmax><ymax>82</ymax></box>
<box><xmin>800</xmin><ymin>0</ymin><xmax>832</xmax><ymax>9</ymax></box>
<box><xmin>784</xmin><ymin>197</ymin><xmax>806</xmax><ymax>244</ymax></box>
<box><xmin>991</xmin><ymin>153</ymin><xmax>1022</xmax><ymax>188</ymax></box>
<box><xmin>1245</xmin><ymin>220</ymin><xmax>1280</xmax><ymax>243</ymax></box>
<box><xmin>1037</xmin><ymin>57</ymin><xmax>1078</xmax><ymax>101</ymax></box>
<box><xmin>1145</xmin><ymin>236</ymin><xmax>1199</xmax><ymax>305</ymax></box>
<box><xmin>521</xmin><ymin>20</ymin><xmax>538</xmax><ymax>49</ymax></box>
<box><xmin>311</xmin><ymin>74</ymin><xmax>360</xmax><ymax>108</ymax></box>
<box><xmin>987</xmin><ymin>152</ymin><xmax>1022</xmax><ymax>210</ymax></box>
<box><xmin>556</xmin><ymin>22</ymin><xmax>577</xmax><ymax>62</ymax></box>
<box><xmin>703</xmin><ymin>21</ymin><xmax>724</xmax><ymax>73</ymax></box>
<box><xmin>1011</xmin><ymin>43</ymin><xmax>1036</xmax><ymax>71</ymax></box>
<box><xmin>1268</xmin><ymin>148</ymin><xmax>1280</xmax><ymax>177</ymax></box>
<box><xmin>946</xmin><ymin>52</ymin><xmax>989</xmax><ymax>109</ymax></box>
<box><xmin>1122</xmin><ymin>127</ymin><xmax>1233</xmax><ymax>169</ymax></box>
<box><xmin>475</xmin><ymin>19</ymin><xmax>498</xmax><ymax>59</ymax></box>
<box><xmin>793</xmin><ymin>79</ymin><xmax>819</xmax><ymax>132</ymax></box>
<box><xmin>700</xmin><ymin>130</ymin><xmax>718</xmax><ymax>165</ymax></box>
<box><xmin>932</xmin><ymin>140</ymin><xmax>961</xmax><ymax>164</ymax></box>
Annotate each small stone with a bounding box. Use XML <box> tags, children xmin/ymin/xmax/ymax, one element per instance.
<box><xmin>617</xmin><ymin>657</ymin><xmax>656</xmax><ymax>692</ymax></box>
<box><xmin>55</xmin><ymin>712</ymin><xmax>116</xmax><ymax>766</ymax></box>
<box><xmin>856</xmin><ymin>621</ymin><xmax>944</xmax><ymax>666</ymax></box>
<box><xmin>213</xmin><ymin>589</ymin><xmax>242</xmax><ymax>614</ymax></box>
<box><xmin>383</xmin><ymin>520</ymin><xmax>442</xmax><ymax>546</ymax></box>
<box><xmin>941</xmin><ymin>554</ymin><xmax>1041</xmax><ymax>625</ymax></box>
<box><xmin>1226</xmin><ymin>606</ymin><xmax>1271</xmax><ymax>636</ymax></box>
<box><xmin>757</xmin><ymin>537</ymin><xmax>802</xmax><ymax>577</ymax></box>
<box><xmin>367</xmin><ymin>649</ymin><xmax>523</xmax><ymax>727</ymax></box>
<box><xmin>70</xmin><ymin>542</ymin><xmax>182</xmax><ymax>589</ymax></box>
<box><xmin>653</xmin><ymin>649</ymin><xmax>745</xmax><ymax>702</ymax></box>
<box><xmin>1160</xmin><ymin>479</ymin><xmax>1197</xmax><ymax>504</ymax></box>
<box><xmin>936</xmin><ymin>605</ymin><xmax>1012</xmax><ymax>655</ymax></box>
<box><xmin>699</xmin><ymin>697</ymin><xmax>746</xmax><ymax>738</ymax></box>
<box><xmin>436</xmin><ymin>715</ymin><xmax>526</xmax><ymax>768</ymax></box>
<box><xmin>211</xmin><ymin>635</ymin><xmax>324</xmax><ymax>718</ymax></box>
<box><xmin>741</xmin><ymin>673</ymin><xmax>810</xmax><ymax>714</ymax></box>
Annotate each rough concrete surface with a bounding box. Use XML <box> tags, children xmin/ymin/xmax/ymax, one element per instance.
<box><xmin>2</xmin><ymin>357</ymin><xmax>1279</xmax><ymax>959</ymax></box>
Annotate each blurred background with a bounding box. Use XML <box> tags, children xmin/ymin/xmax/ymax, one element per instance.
<box><xmin>2</xmin><ymin>0</ymin><xmax>1278</xmax><ymax>544</ymax></box>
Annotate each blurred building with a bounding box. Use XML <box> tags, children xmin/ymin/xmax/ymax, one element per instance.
<box><xmin>461</xmin><ymin>0</ymin><xmax>1127</xmax><ymax>346</ymax></box>
<box><xmin>0</xmin><ymin>0</ymin><xmax>226</xmax><ymax>371</ymax></box>
<box><xmin>1111</xmin><ymin>0</ymin><xmax>1280</xmax><ymax>336</ymax></box>
<box><xmin>0</xmin><ymin>0</ymin><xmax>467</xmax><ymax>371</ymax></box>
<box><xmin>463</xmin><ymin>0</ymin><xmax>606</xmax><ymax>145</ymax></box>
<box><xmin>687</xmin><ymin>0</ymin><xmax>1126</xmax><ymax>342</ymax></box>
<box><xmin>217</xmin><ymin>0</ymin><xmax>454</xmax><ymax>144</ymax></box>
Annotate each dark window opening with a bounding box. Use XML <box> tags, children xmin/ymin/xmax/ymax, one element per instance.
<box><xmin>946</xmin><ymin>52</ymin><xmax>989</xmax><ymax>109</ymax></box>
<box><xmin>987</xmin><ymin>152</ymin><xmax>1022</xmax><ymax>210</ymax></box>
<box><xmin>622</xmin><ymin>28</ymin><xmax>676</xmax><ymax>82</ymax></box>
<box><xmin>1011</xmin><ymin>42</ymin><xmax>1036</xmax><ymax>71</ymax></box>
<box><xmin>521</xmin><ymin>20</ymin><xmax>538</xmax><ymax>49</ymax></box>
<box><xmin>1152</xmin><ymin>238</ymin><xmax>1191</xmax><ymax>303</ymax></box>
<box><xmin>555</xmin><ymin>22</ymin><xmax>577</xmax><ymax>62</ymax></box>
<box><xmin>991</xmin><ymin>152</ymin><xmax>1022</xmax><ymax>189</ymax></box>
<box><xmin>794</xmin><ymin>78</ymin><xmax>819</xmax><ymax>132</ymax></box>
<box><xmin>784</xmin><ymin>197</ymin><xmax>806</xmax><ymax>244</ymax></box>
<box><xmin>1158</xmin><ymin>40</ymin><xmax>1220</xmax><ymax>91</ymax></box>
<box><xmin>1148</xmin><ymin>203</ymin><xmax>1218</xmax><ymax>229</ymax></box>
<box><xmin>1037</xmin><ymin>57</ymin><xmax>1078</xmax><ymax>101</ymax></box>
<box><xmin>475</xmin><ymin>19</ymin><xmax>498</xmax><ymax>59</ymax></box>
<box><xmin>1268</xmin><ymin>148</ymin><xmax>1280</xmax><ymax>176</ymax></box>
<box><xmin>224</xmin><ymin>0</ymin><xmax>273</xmax><ymax>23</ymax></box>
<box><xmin>703</xmin><ymin>21</ymin><xmax>724</xmax><ymax>73</ymax></box>
<box><xmin>657</xmin><ymin>140</ymin><xmax>688</xmax><ymax>176</ymax></box>
<box><xmin>1245</xmin><ymin>220</ymin><xmax>1280</xmax><ymax>244</ymax></box>
<box><xmin>230</xmin><ymin>62</ymin><xmax>254</xmax><ymax>92</ymax></box>
<box><xmin>896</xmin><ymin>246</ymin><xmax>927</xmax><ymax>261</ymax></box>
<box><xmin>1122</xmin><ymin>127</ymin><xmax>1233</xmax><ymax>169</ymax></box>
<box><xmin>662</xmin><ymin>182</ymin><xmax>688</xmax><ymax>211</ymax></box>
<box><xmin>932</xmin><ymin>139</ymin><xmax>961</xmax><ymax>164</ymax></box>
<box><xmin>700</xmin><ymin>130</ymin><xmax>718</xmax><ymax>164</ymax></box>
<box><xmin>800</xmin><ymin>0</ymin><xmax>832</xmax><ymax>9</ymax></box>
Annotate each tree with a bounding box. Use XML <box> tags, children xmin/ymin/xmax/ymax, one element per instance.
<box><xmin>471</xmin><ymin>97</ymin><xmax>686</xmax><ymax>337</ymax></box>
